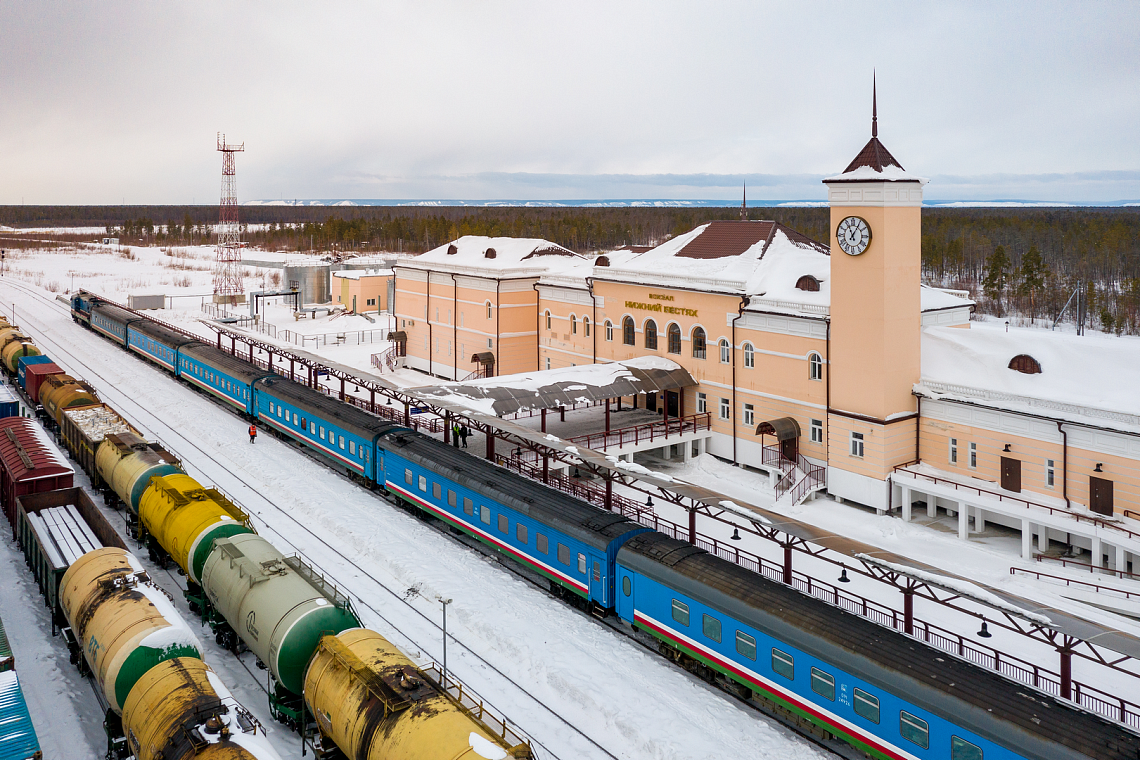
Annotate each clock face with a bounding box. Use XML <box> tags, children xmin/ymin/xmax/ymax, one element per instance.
<box><xmin>836</xmin><ymin>216</ymin><xmax>871</xmax><ymax>256</ymax></box>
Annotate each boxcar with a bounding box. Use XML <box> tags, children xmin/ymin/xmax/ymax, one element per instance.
<box><xmin>0</xmin><ymin>670</ymin><xmax>42</xmax><ymax>760</ymax></box>
<box><xmin>20</xmin><ymin>363</ymin><xmax>63</xmax><ymax>405</ymax></box>
<box><xmin>125</xmin><ymin>320</ymin><xmax>198</xmax><ymax>373</ymax></box>
<box><xmin>58</xmin><ymin>404</ymin><xmax>137</xmax><ymax>487</ymax></box>
<box><xmin>381</xmin><ymin>429</ymin><xmax>649</xmax><ymax>607</ymax></box>
<box><xmin>176</xmin><ymin>344</ymin><xmax>268</xmax><ymax>414</ymax></box>
<box><xmin>0</xmin><ymin>417</ymin><xmax>73</xmax><ymax>536</ymax></box>
<box><xmin>0</xmin><ymin>385</ymin><xmax>18</xmax><ymax>420</ymax></box>
<box><xmin>252</xmin><ymin>374</ymin><xmax>394</xmax><ymax>480</ymax></box>
<box><xmin>88</xmin><ymin>302</ymin><xmax>141</xmax><ymax>345</ymax></box>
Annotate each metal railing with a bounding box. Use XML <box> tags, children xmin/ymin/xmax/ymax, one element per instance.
<box><xmin>1033</xmin><ymin>554</ymin><xmax>1140</xmax><ymax>580</ymax></box>
<box><xmin>920</xmin><ymin>379</ymin><xmax>1140</xmax><ymax>429</ymax></box>
<box><xmin>567</xmin><ymin>413</ymin><xmax>711</xmax><ymax>451</ymax></box>
<box><xmin>1011</xmin><ymin>567</ymin><xmax>1140</xmax><ymax>600</ymax></box>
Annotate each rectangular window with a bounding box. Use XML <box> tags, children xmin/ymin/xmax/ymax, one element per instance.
<box><xmin>557</xmin><ymin>543</ymin><xmax>570</xmax><ymax>565</ymax></box>
<box><xmin>771</xmin><ymin>648</ymin><xmax>794</xmax><ymax>680</ymax></box>
<box><xmin>577</xmin><ymin>553</ymin><xmax>586</xmax><ymax>574</ymax></box>
<box><xmin>546</xmin><ymin>357</ymin><xmax>551</xmax><ymax>370</ymax></box>
<box><xmin>900</xmin><ymin>712</ymin><xmax>930</xmax><ymax>749</ymax></box>
<box><xmin>810</xmin><ymin>667</ymin><xmax>835</xmax><ymax>701</ymax></box>
<box><xmin>702</xmin><ymin>614</ymin><xmax>721</xmax><ymax>643</ymax></box>
<box><xmin>418</xmin><ymin>475</ymin><xmax>427</xmax><ymax>492</ymax></box>
<box><xmin>742</xmin><ymin>403</ymin><xmax>754</xmax><ymax>427</ymax></box>
<box><xmin>270</xmin><ymin>402</ymin><xmax>275</xmax><ymax>414</ymax></box>
<box><xmin>448</xmin><ymin>490</ymin><xmax>457</xmax><ymax>507</ymax></box>
<box><xmin>339</xmin><ymin>436</ymin><xmax>346</xmax><ymax>450</ymax></box>
<box><xmin>853</xmin><ymin>688</ymin><xmax>879</xmax><ymax>724</ymax></box>
<box><xmin>719</xmin><ymin>398</ymin><xmax>730</xmax><ymax>420</ymax></box>
<box><xmin>671</xmin><ymin>600</ymin><xmax>690</xmax><ymax>626</ymax></box>
<box><xmin>810</xmin><ymin>419</ymin><xmax>823</xmax><ymax>444</ymax></box>
<box><xmin>735</xmin><ymin>631</ymin><xmax>756</xmax><ymax>660</ymax></box>
<box><xmin>319</xmin><ymin>426</ymin><xmax>325</xmax><ymax>440</ymax></box>
<box><xmin>969</xmin><ymin>442</ymin><xmax>977</xmax><ymax>468</ymax></box>
<box><xmin>481</xmin><ymin>506</ymin><xmax>492</xmax><ymax>525</ymax></box>
<box><xmin>516</xmin><ymin>523</ymin><xmax>528</xmax><ymax>544</ymax></box>
<box><xmin>498</xmin><ymin>514</ymin><xmax>508</xmax><ymax>534</ymax></box>
<box><xmin>463</xmin><ymin>497</ymin><xmax>473</xmax><ymax>516</ymax></box>
<box><xmin>951</xmin><ymin>736</ymin><xmax>983</xmax><ymax>760</ymax></box>
<box><xmin>349</xmin><ymin>441</ymin><xmax>356</xmax><ymax>455</ymax></box>
<box><xmin>433</xmin><ymin>482</ymin><xmax>442</xmax><ymax>499</ymax></box>
<box><xmin>293</xmin><ymin>413</ymin><xmax>299</xmax><ymax>426</ymax></box>
<box><xmin>405</xmin><ymin>469</ymin><xmax>413</xmax><ymax>485</ymax></box>
<box><xmin>950</xmin><ymin>437</ymin><xmax>958</xmax><ymax>464</ymax></box>
<box><xmin>537</xmin><ymin>533</ymin><xmax>548</xmax><ymax>554</ymax></box>
<box><xmin>1046</xmin><ymin>459</ymin><xmax>1055</xmax><ymax>488</ymax></box>
<box><xmin>310</xmin><ymin>422</ymin><xmax>316</xmax><ymax>435</ymax></box>
<box><xmin>850</xmin><ymin>431</ymin><xmax>864</xmax><ymax>458</ymax></box>
<box><xmin>697</xmin><ymin>392</ymin><xmax>706</xmax><ymax>414</ymax></box>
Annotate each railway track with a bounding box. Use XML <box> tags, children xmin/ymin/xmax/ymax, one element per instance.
<box><xmin>6</xmin><ymin>281</ymin><xmax>846</xmax><ymax>760</ymax></box>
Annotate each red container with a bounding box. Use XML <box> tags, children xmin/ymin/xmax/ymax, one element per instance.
<box><xmin>24</xmin><ymin>362</ymin><xmax>64</xmax><ymax>404</ymax></box>
<box><xmin>0</xmin><ymin>417</ymin><xmax>74</xmax><ymax>535</ymax></box>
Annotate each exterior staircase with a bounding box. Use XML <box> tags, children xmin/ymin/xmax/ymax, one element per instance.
<box><xmin>764</xmin><ymin>445</ymin><xmax>826</xmax><ymax>506</ymax></box>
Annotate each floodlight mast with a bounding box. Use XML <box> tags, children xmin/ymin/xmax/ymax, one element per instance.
<box><xmin>213</xmin><ymin>132</ymin><xmax>246</xmax><ymax>304</ymax></box>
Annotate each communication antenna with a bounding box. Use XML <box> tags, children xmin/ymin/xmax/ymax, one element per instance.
<box><xmin>213</xmin><ymin>133</ymin><xmax>246</xmax><ymax>304</ymax></box>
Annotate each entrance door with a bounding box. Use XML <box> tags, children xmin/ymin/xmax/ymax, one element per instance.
<box><xmin>645</xmin><ymin>392</ymin><xmax>657</xmax><ymax>413</ymax></box>
<box><xmin>1000</xmin><ymin>457</ymin><xmax>1022</xmax><ymax>493</ymax></box>
<box><xmin>781</xmin><ymin>436</ymin><xmax>798</xmax><ymax>464</ymax></box>
<box><xmin>665</xmin><ymin>391</ymin><xmax>679</xmax><ymax>418</ymax></box>
<box><xmin>1090</xmin><ymin>476</ymin><xmax>1114</xmax><ymax>516</ymax></box>
<box><xmin>590</xmin><ymin>559</ymin><xmax>605</xmax><ymax>605</ymax></box>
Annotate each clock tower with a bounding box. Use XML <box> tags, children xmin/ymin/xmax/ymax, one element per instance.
<box><xmin>823</xmin><ymin>83</ymin><xmax>927</xmax><ymax>511</ymax></box>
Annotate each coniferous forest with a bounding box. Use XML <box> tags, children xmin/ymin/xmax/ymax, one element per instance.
<box><xmin>2</xmin><ymin>205</ymin><xmax>1138</xmax><ymax>334</ymax></box>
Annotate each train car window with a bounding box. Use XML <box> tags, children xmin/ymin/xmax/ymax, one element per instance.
<box><xmin>433</xmin><ymin>482</ymin><xmax>441</xmax><ymax>499</ymax></box>
<box><xmin>269</xmin><ymin>403</ymin><xmax>275</xmax><ymax>413</ymax></box>
<box><xmin>577</xmin><ymin>553</ymin><xmax>586</xmax><ymax>575</ymax></box>
<box><xmin>319</xmin><ymin>426</ymin><xmax>326</xmax><ymax>440</ymax></box>
<box><xmin>349</xmin><ymin>441</ymin><xmax>356</xmax><ymax>455</ymax></box>
<box><xmin>498</xmin><ymin>514</ymin><xmax>508</xmax><ymax>534</ymax></box>
<box><xmin>900</xmin><ymin>712</ymin><xmax>929</xmax><ymax>749</ymax></box>
<box><xmin>516</xmin><ymin>523</ymin><xmax>527</xmax><ymax>543</ymax></box>
<box><xmin>702</xmin><ymin>614</ymin><xmax>721</xmax><ymax>643</ymax></box>
<box><xmin>301</xmin><ymin>417</ymin><xmax>307</xmax><ymax>429</ymax></box>
<box><xmin>463</xmin><ymin>497</ymin><xmax>473</xmax><ymax>515</ymax></box>
<box><xmin>735</xmin><ymin>631</ymin><xmax>756</xmax><ymax>660</ymax></box>
<box><xmin>810</xmin><ymin>668</ymin><xmax>835</xmax><ymax>701</ymax></box>
<box><xmin>418</xmin><ymin>475</ymin><xmax>427</xmax><ymax>492</ymax></box>
<box><xmin>593</xmin><ymin>562</ymin><xmax>600</xmax><ymax>581</ymax></box>
<box><xmin>293</xmin><ymin>413</ymin><xmax>299</xmax><ymax>425</ymax></box>
<box><xmin>310</xmin><ymin>422</ymin><xmax>315</xmax><ymax>435</ymax></box>
<box><xmin>537</xmin><ymin>533</ymin><xmax>548</xmax><ymax>554</ymax></box>
<box><xmin>557</xmin><ymin>544</ymin><xmax>570</xmax><ymax>565</ymax></box>
<box><xmin>671</xmin><ymin>600</ymin><xmax>690</xmax><ymax>626</ymax></box>
<box><xmin>622</xmin><ymin>576</ymin><xmax>631</xmax><ymax>596</ymax></box>
<box><xmin>278</xmin><ymin>406</ymin><xmax>283</xmax><ymax>418</ymax></box>
<box><xmin>405</xmin><ymin>469</ymin><xmax>413</xmax><ymax>485</ymax></box>
<box><xmin>339</xmin><ymin>436</ymin><xmax>345</xmax><ymax>450</ymax></box>
<box><xmin>951</xmin><ymin>736</ymin><xmax>983</xmax><ymax>760</ymax></box>
<box><xmin>448</xmin><ymin>490</ymin><xmax>457</xmax><ymax>507</ymax></box>
<box><xmin>853</xmin><ymin>689</ymin><xmax>879</xmax><ymax>724</ymax></box>
<box><xmin>481</xmin><ymin>506</ymin><xmax>492</xmax><ymax>525</ymax></box>
<box><xmin>771</xmin><ymin>649</ymin><xmax>794</xmax><ymax>680</ymax></box>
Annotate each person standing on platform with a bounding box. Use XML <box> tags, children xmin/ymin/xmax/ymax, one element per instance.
<box><xmin>248</xmin><ymin>424</ymin><xmax>257</xmax><ymax>444</ymax></box>
<box><xmin>460</xmin><ymin>424</ymin><xmax>469</xmax><ymax>448</ymax></box>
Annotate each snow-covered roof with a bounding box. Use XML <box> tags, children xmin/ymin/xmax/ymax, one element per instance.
<box><xmin>397</xmin><ymin>236</ymin><xmax>585</xmax><ymax>278</ymax></box>
<box><xmin>919</xmin><ymin>323</ymin><xmax>1140</xmax><ymax>431</ymax></box>
<box><xmin>332</xmin><ymin>268</ymin><xmax>393</xmax><ymax>280</ymax></box>
<box><xmin>920</xmin><ymin>286</ymin><xmax>973</xmax><ymax>312</ymax></box>
<box><xmin>824</xmin><ymin>135</ymin><xmax>928</xmax><ymax>184</ymax></box>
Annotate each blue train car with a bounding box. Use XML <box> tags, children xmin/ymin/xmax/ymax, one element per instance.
<box><xmin>0</xmin><ymin>386</ymin><xmax>17</xmax><ymax>420</ymax></box>
<box><xmin>0</xmin><ymin>671</ymin><xmax>41</xmax><ymax>760</ymax></box>
<box><xmin>177</xmin><ymin>344</ymin><xmax>268</xmax><ymax>414</ymax></box>
<box><xmin>87</xmin><ymin>302</ymin><xmax>141</xmax><ymax>346</ymax></box>
<box><xmin>125</xmin><ymin>320</ymin><xmax>199</xmax><ymax>373</ymax></box>
<box><xmin>69</xmin><ymin>291</ymin><xmax>98</xmax><ymax>326</ymax></box>
<box><xmin>252</xmin><ymin>374</ymin><xmax>392</xmax><ymax>479</ymax></box>
<box><xmin>15</xmin><ymin>357</ymin><xmax>53</xmax><ymax>392</ymax></box>
<box><xmin>381</xmin><ymin>430</ymin><xmax>649</xmax><ymax>607</ymax></box>
<box><xmin>615</xmin><ymin>532</ymin><xmax>1126</xmax><ymax>760</ymax></box>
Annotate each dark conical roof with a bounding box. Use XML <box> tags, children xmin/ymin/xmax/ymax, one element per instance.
<box><xmin>843</xmin><ymin>136</ymin><xmax>905</xmax><ymax>173</ymax></box>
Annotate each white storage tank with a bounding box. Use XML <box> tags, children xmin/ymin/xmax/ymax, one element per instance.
<box><xmin>283</xmin><ymin>263</ymin><xmax>331</xmax><ymax>305</ymax></box>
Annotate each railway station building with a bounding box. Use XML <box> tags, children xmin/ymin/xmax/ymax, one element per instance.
<box><xmin>391</xmin><ymin>122</ymin><xmax>1140</xmax><ymax>576</ymax></box>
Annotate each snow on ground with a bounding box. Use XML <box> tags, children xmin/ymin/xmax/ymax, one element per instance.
<box><xmin>4</xmin><ymin>277</ymin><xmax>828</xmax><ymax>760</ymax></box>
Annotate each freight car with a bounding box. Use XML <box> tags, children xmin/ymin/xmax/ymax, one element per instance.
<box><xmin>38</xmin><ymin>373</ymin><xmax>98</xmax><ymax>427</ymax></box>
<box><xmin>95</xmin><ymin>431</ymin><xmax>181</xmax><ymax>523</ymax></box>
<box><xmin>57</xmin><ymin>403</ymin><xmax>137</xmax><ymax>488</ymax></box>
<box><xmin>0</xmin><ymin>327</ymin><xmax>41</xmax><ymax>376</ymax></box>
<box><xmin>16</xmin><ymin>355</ymin><xmax>57</xmax><ymax>399</ymax></box>
<box><xmin>0</xmin><ymin>384</ymin><xmax>19</xmax><ymax>419</ymax></box>
<box><xmin>0</xmin><ymin>417</ymin><xmax>74</xmax><ymax>536</ymax></box>
<box><xmin>0</xmin><ymin>667</ymin><xmax>42</xmax><ymax>760</ymax></box>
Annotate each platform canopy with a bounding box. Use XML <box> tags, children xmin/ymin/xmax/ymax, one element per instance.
<box><xmin>411</xmin><ymin>356</ymin><xmax>696</xmax><ymax>417</ymax></box>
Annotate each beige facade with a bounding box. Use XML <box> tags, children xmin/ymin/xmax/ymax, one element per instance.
<box><xmin>333</xmin><ymin>270</ymin><xmax>392</xmax><ymax>313</ymax></box>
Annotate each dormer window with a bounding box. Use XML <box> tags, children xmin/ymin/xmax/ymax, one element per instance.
<box><xmin>1008</xmin><ymin>354</ymin><xmax>1042</xmax><ymax>374</ymax></box>
<box><xmin>796</xmin><ymin>275</ymin><xmax>820</xmax><ymax>292</ymax></box>
<box><xmin>484</xmin><ymin>248</ymin><xmax>497</xmax><ymax>259</ymax></box>
<box><xmin>596</xmin><ymin>255</ymin><xmax>610</xmax><ymax>267</ymax></box>
<box><xmin>447</xmin><ymin>243</ymin><xmax>458</xmax><ymax>255</ymax></box>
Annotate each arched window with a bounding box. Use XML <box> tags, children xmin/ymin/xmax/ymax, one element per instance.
<box><xmin>545</xmin><ymin>310</ymin><xmax>551</xmax><ymax>330</ymax></box>
<box><xmin>809</xmin><ymin>352</ymin><xmax>823</xmax><ymax>381</ymax></box>
<box><xmin>584</xmin><ymin>317</ymin><xmax>590</xmax><ymax>337</ymax></box>
<box><xmin>622</xmin><ymin>316</ymin><xmax>635</xmax><ymax>346</ymax></box>
<box><xmin>571</xmin><ymin>315</ymin><xmax>577</xmax><ymax>335</ymax></box>
<box><xmin>605</xmin><ymin>320</ymin><xmax>613</xmax><ymax>341</ymax></box>
<box><xmin>796</xmin><ymin>275</ymin><xmax>820</xmax><ymax>292</ymax></box>
<box><xmin>719</xmin><ymin>338</ymin><xmax>730</xmax><ymax>363</ymax></box>
<box><xmin>667</xmin><ymin>323</ymin><xmax>681</xmax><ymax>354</ymax></box>
<box><xmin>692</xmin><ymin>327</ymin><xmax>707</xmax><ymax>359</ymax></box>
<box><xmin>743</xmin><ymin>342</ymin><xmax>755</xmax><ymax>368</ymax></box>
<box><xmin>486</xmin><ymin>301</ymin><xmax>492</xmax><ymax>320</ymax></box>
<box><xmin>644</xmin><ymin>319</ymin><xmax>658</xmax><ymax>350</ymax></box>
<box><xmin>1008</xmin><ymin>354</ymin><xmax>1042</xmax><ymax>374</ymax></box>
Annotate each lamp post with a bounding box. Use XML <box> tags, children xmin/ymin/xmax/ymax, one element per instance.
<box><xmin>438</xmin><ymin>597</ymin><xmax>453</xmax><ymax>685</ymax></box>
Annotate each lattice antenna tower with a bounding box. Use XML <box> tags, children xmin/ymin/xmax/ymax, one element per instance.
<box><xmin>213</xmin><ymin>132</ymin><xmax>246</xmax><ymax>303</ymax></box>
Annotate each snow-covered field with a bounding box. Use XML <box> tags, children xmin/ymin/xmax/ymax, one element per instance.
<box><xmin>0</xmin><ymin>252</ymin><xmax>830</xmax><ymax>758</ymax></box>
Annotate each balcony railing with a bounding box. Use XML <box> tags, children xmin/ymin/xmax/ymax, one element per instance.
<box><xmin>568</xmin><ymin>413</ymin><xmax>711</xmax><ymax>451</ymax></box>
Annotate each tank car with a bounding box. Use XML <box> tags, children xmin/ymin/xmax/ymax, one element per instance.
<box><xmin>38</xmin><ymin>373</ymin><xmax>99</xmax><ymax>427</ymax></box>
<box><xmin>201</xmin><ymin>533</ymin><xmax>359</xmax><ymax>726</ymax></box>
<box><xmin>59</xmin><ymin>547</ymin><xmax>201</xmax><ymax>714</ymax></box>
<box><xmin>95</xmin><ymin>431</ymin><xmax>182</xmax><ymax>521</ymax></box>
<box><xmin>304</xmin><ymin>629</ymin><xmax>532</xmax><ymax>760</ymax></box>
<box><xmin>0</xmin><ymin>328</ymin><xmax>41</xmax><ymax>376</ymax></box>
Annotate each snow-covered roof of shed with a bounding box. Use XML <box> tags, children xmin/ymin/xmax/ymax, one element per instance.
<box><xmin>397</xmin><ymin>236</ymin><xmax>584</xmax><ymax>277</ymax></box>
<box><xmin>410</xmin><ymin>356</ymin><xmax>696</xmax><ymax>417</ymax></box>
<box><xmin>918</xmin><ymin>323</ymin><xmax>1140</xmax><ymax>432</ymax></box>
<box><xmin>332</xmin><ymin>268</ymin><xmax>392</xmax><ymax>280</ymax></box>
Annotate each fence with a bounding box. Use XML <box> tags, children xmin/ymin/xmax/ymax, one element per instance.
<box><xmin>1011</xmin><ymin>567</ymin><xmax>1140</xmax><ymax>600</ymax></box>
<box><xmin>568</xmin><ymin>413</ymin><xmax>711</xmax><ymax>451</ymax></box>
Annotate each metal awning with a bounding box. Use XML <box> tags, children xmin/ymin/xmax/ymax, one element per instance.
<box><xmin>387</xmin><ymin>330</ymin><xmax>407</xmax><ymax>342</ymax></box>
<box><xmin>412</xmin><ymin>357</ymin><xmax>696</xmax><ymax>417</ymax></box>
<box><xmin>756</xmin><ymin>417</ymin><xmax>800</xmax><ymax>440</ymax></box>
<box><xmin>471</xmin><ymin>352</ymin><xmax>496</xmax><ymax>366</ymax></box>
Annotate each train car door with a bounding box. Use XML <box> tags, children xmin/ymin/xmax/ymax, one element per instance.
<box><xmin>589</xmin><ymin>556</ymin><xmax>606</xmax><ymax>605</ymax></box>
<box><xmin>616</xmin><ymin>569</ymin><xmax>634</xmax><ymax>621</ymax></box>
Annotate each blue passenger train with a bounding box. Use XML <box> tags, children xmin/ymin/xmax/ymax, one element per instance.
<box><xmin>70</xmin><ymin>291</ymin><xmax>1140</xmax><ymax>760</ymax></box>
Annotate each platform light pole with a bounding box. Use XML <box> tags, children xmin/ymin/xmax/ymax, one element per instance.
<box><xmin>438</xmin><ymin>596</ymin><xmax>453</xmax><ymax>685</ymax></box>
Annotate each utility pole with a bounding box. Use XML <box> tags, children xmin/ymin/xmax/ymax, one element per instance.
<box><xmin>438</xmin><ymin>597</ymin><xmax>453</xmax><ymax>685</ymax></box>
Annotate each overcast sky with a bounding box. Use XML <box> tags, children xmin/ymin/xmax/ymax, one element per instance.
<box><xmin>3</xmin><ymin>2</ymin><xmax>1139</xmax><ymax>205</ymax></box>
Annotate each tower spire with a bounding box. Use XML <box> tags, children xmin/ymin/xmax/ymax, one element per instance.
<box><xmin>740</xmin><ymin>182</ymin><xmax>747</xmax><ymax>220</ymax></box>
<box><xmin>872</xmin><ymin>71</ymin><xmax>878</xmax><ymax>138</ymax></box>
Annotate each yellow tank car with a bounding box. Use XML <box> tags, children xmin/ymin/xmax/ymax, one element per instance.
<box><xmin>39</xmin><ymin>374</ymin><xmax>99</xmax><ymax>425</ymax></box>
<box><xmin>304</xmin><ymin>629</ymin><xmax>532</xmax><ymax>760</ymax></box>
<box><xmin>59</xmin><ymin>548</ymin><xmax>201</xmax><ymax>713</ymax></box>
<box><xmin>96</xmin><ymin>432</ymin><xmax>182</xmax><ymax>515</ymax></box>
<box><xmin>1</xmin><ymin>337</ymin><xmax>40</xmax><ymax>374</ymax></box>
<box><xmin>138</xmin><ymin>473</ymin><xmax>254</xmax><ymax>584</ymax></box>
<box><xmin>122</xmin><ymin>657</ymin><xmax>283</xmax><ymax>760</ymax></box>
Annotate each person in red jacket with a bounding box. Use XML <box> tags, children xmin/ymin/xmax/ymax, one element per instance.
<box><xmin>249</xmin><ymin>424</ymin><xmax>257</xmax><ymax>444</ymax></box>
